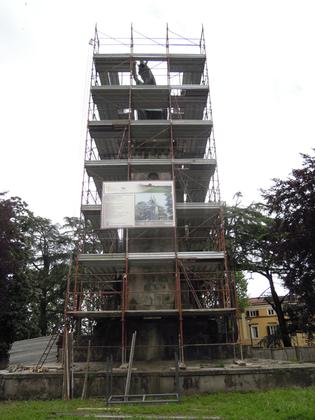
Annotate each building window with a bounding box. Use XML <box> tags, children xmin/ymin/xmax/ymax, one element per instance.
<box><xmin>267</xmin><ymin>325</ymin><xmax>278</xmax><ymax>335</ymax></box>
<box><xmin>246</xmin><ymin>310</ymin><xmax>259</xmax><ymax>317</ymax></box>
<box><xmin>268</xmin><ymin>308</ymin><xmax>275</xmax><ymax>315</ymax></box>
<box><xmin>250</xmin><ymin>326</ymin><xmax>259</xmax><ymax>338</ymax></box>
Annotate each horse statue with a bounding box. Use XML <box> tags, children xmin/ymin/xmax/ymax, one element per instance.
<box><xmin>132</xmin><ymin>60</ymin><xmax>156</xmax><ymax>85</ymax></box>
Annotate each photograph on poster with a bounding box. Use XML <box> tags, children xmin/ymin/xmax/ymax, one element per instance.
<box><xmin>101</xmin><ymin>181</ymin><xmax>175</xmax><ymax>228</ymax></box>
<box><xmin>135</xmin><ymin>185</ymin><xmax>173</xmax><ymax>226</ymax></box>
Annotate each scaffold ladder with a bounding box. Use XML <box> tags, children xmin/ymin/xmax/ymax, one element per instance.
<box><xmin>34</xmin><ymin>332</ymin><xmax>59</xmax><ymax>371</ymax></box>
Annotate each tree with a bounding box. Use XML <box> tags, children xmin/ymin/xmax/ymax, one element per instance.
<box><xmin>0</xmin><ymin>194</ymin><xmax>98</xmax><ymax>358</ymax></box>
<box><xmin>25</xmin><ymin>216</ymin><xmax>102</xmax><ymax>336</ymax></box>
<box><xmin>225</xmin><ymin>198</ymin><xmax>292</xmax><ymax>347</ymax></box>
<box><xmin>0</xmin><ymin>193</ymin><xmax>32</xmax><ymax>360</ymax></box>
<box><xmin>234</xmin><ymin>271</ymin><xmax>249</xmax><ymax>312</ymax></box>
<box><xmin>26</xmin><ymin>216</ymin><xmax>73</xmax><ymax>336</ymax></box>
<box><xmin>62</xmin><ymin>216</ymin><xmax>104</xmax><ymax>254</ymax></box>
<box><xmin>262</xmin><ymin>152</ymin><xmax>315</xmax><ymax>338</ymax></box>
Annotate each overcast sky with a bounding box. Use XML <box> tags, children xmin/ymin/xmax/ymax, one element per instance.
<box><xmin>1</xmin><ymin>0</ymin><xmax>314</xmax><ymax>296</ymax></box>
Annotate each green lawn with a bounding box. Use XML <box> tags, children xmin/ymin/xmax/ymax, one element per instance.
<box><xmin>1</xmin><ymin>388</ymin><xmax>315</xmax><ymax>419</ymax></box>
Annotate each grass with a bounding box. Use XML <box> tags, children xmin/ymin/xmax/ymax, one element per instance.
<box><xmin>1</xmin><ymin>387</ymin><xmax>315</xmax><ymax>419</ymax></box>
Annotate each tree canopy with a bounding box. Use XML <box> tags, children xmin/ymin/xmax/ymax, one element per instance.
<box><xmin>225</xmin><ymin>197</ymin><xmax>291</xmax><ymax>346</ymax></box>
<box><xmin>262</xmin><ymin>152</ymin><xmax>315</xmax><ymax>337</ymax></box>
<box><xmin>0</xmin><ymin>194</ymin><xmax>31</xmax><ymax>359</ymax></box>
<box><xmin>0</xmin><ymin>194</ymin><xmax>85</xmax><ymax>361</ymax></box>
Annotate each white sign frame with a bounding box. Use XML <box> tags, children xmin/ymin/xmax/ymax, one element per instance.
<box><xmin>101</xmin><ymin>181</ymin><xmax>175</xmax><ymax>229</ymax></box>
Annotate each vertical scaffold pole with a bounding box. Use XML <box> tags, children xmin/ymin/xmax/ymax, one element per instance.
<box><xmin>176</xmin><ymin>260</ymin><xmax>184</xmax><ymax>364</ymax></box>
<box><xmin>122</xmin><ymin>261</ymin><xmax>128</xmax><ymax>364</ymax></box>
<box><xmin>73</xmin><ymin>256</ymin><xmax>80</xmax><ymax>311</ymax></box>
<box><xmin>62</xmin><ymin>327</ymin><xmax>71</xmax><ymax>400</ymax></box>
<box><xmin>167</xmin><ymin>24</ymin><xmax>184</xmax><ymax>365</ymax></box>
<box><xmin>166</xmin><ymin>23</ymin><xmax>170</xmax><ymax>85</ymax></box>
<box><xmin>121</xmin><ymin>23</ymin><xmax>134</xmax><ymax>366</ymax></box>
<box><xmin>124</xmin><ymin>330</ymin><xmax>137</xmax><ymax>399</ymax></box>
<box><xmin>63</xmin><ymin>254</ymin><xmax>72</xmax><ymax>324</ymax></box>
<box><xmin>219</xmin><ymin>207</ymin><xmax>231</xmax><ymax>308</ymax></box>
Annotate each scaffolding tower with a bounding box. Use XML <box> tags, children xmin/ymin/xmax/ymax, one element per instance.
<box><xmin>64</xmin><ymin>25</ymin><xmax>238</xmax><ymax>369</ymax></box>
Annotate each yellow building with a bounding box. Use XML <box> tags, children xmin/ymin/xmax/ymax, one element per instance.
<box><xmin>240</xmin><ymin>297</ymin><xmax>308</xmax><ymax>347</ymax></box>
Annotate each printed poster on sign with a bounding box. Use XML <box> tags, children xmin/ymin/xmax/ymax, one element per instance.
<box><xmin>101</xmin><ymin>181</ymin><xmax>175</xmax><ymax>229</ymax></box>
